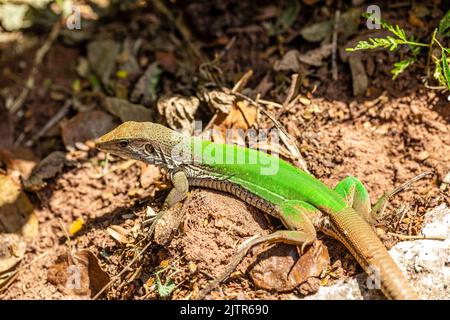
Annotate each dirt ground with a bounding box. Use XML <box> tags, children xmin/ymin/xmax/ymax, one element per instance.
<box><xmin>0</xmin><ymin>0</ymin><xmax>449</xmax><ymax>300</ymax></box>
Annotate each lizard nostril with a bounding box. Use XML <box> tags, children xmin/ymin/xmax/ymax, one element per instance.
<box><xmin>119</xmin><ymin>140</ymin><xmax>129</xmax><ymax>148</ymax></box>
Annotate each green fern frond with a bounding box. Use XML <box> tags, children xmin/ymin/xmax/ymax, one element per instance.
<box><xmin>391</xmin><ymin>58</ymin><xmax>415</xmax><ymax>79</ymax></box>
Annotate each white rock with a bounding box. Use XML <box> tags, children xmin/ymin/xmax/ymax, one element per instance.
<box><xmin>389</xmin><ymin>204</ymin><xmax>450</xmax><ymax>299</ymax></box>
<box><xmin>293</xmin><ymin>204</ymin><xmax>450</xmax><ymax>300</ymax></box>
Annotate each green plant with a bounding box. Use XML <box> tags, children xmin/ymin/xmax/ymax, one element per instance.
<box><xmin>346</xmin><ymin>10</ymin><xmax>450</xmax><ymax>91</ymax></box>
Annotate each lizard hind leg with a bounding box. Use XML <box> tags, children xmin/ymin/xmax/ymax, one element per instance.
<box><xmin>196</xmin><ymin>200</ymin><xmax>318</xmax><ymax>299</ymax></box>
<box><xmin>334</xmin><ymin>176</ymin><xmax>373</xmax><ymax>224</ymax></box>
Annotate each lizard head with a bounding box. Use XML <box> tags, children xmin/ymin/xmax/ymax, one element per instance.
<box><xmin>96</xmin><ymin>121</ymin><xmax>189</xmax><ymax>168</ymax></box>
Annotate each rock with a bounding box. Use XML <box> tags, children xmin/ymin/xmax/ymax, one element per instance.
<box><xmin>298</xmin><ymin>274</ymin><xmax>382</xmax><ymax>300</ymax></box>
<box><xmin>389</xmin><ymin>204</ymin><xmax>450</xmax><ymax>299</ymax></box>
<box><xmin>293</xmin><ymin>204</ymin><xmax>450</xmax><ymax>300</ymax></box>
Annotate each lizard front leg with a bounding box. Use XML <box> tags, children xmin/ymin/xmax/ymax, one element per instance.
<box><xmin>148</xmin><ymin>170</ymin><xmax>189</xmax><ymax>238</ymax></box>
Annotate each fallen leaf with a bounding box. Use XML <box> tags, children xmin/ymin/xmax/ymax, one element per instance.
<box><xmin>298</xmin><ymin>43</ymin><xmax>333</xmax><ymax>67</ymax></box>
<box><xmin>47</xmin><ymin>250</ymin><xmax>110</xmax><ymax>298</ymax></box>
<box><xmin>130</xmin><ymin>62</ymin><xmax>162</xmax><ymax>106</ymax></box>
<box><xmin>210</xmin><ymin>99</ymin><xmax>259</xmax><ymax>143</ymax></box>
<box><xmin>0</xmin><ymin>147</ymin><xmax>37</xmax><ymax>185</ymax></box>
<box><xmin>60</xmin><ymin>111</ymin><xmax>118</xmax><ymax>149</ymax></box>
<box><xmin>102</xmin><ymin>96</ymin><xmax>154</xmax><ymax>122</ymax></box>
<box><xmin>106</xmin><ymin>225</ymin><xmax>132</xmax><ymax>244</ymax></box>
<box><xmin>200</xmin><ymin>89</ymin><xmax>235</xmax><ymax>114</ymax></box>
<box><xmin>21</xmin><ymin>212</ymin><xmax>39</xmax><ymax>239</ymax></box>
<box><xmin>87</xmin><ymin>39</ymin><xmax>120</xmax><ymax>86</ymax></box>
<box><xmin>301</xmin><ymin>8</ymin><xmax>360</xmax><ymax>42</ymax></box>
<box><xmin>300</xmin><ymin>20</ymin><xmax>333</xmax><ymax>42</ymax></box>
<box><xmin>248</xmin><ymin>240</ymin><xmax>330</xmax><ymax>292</ymax></box>
<box><xmin>159</xmin><ymin>260</ymin><xmax>170</xmax><ymax>268</ymax></box>
<box><xmin>273</xmin><ymin>50</ymin><xmax>302</xmax><ymax>72</ymax></box>
<box><xmin>0</xmin><ymin>175</ymin><xmax>34</xmax><ymax>234</ymax></box>
<box><xmin>157</xmin><ymin>95</ymin><xmax>200</xmax><ymax>135</ymax></box>
<box><xmin>23</xmin><ymin>151</ymin><xmax>68</xmax><ymax>191</ymax></box>
<box><xmin>0</xmin><ymin>3</ymin><xmax>28</xmax><ymax>31</ymax></box>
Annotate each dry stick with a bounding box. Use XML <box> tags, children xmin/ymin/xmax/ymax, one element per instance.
<box><xmin>393</xmin><ymin>204</ymin><xmax>409</xmax><ymax>231</ymax></box>
<box><xmin>282</xmin><ymin>73</ymin><xmax>299</xmax><ymax>107</ymax></box>
<box><xmin>232</xmin><ymin>69</ymin><xmax>253</xmax><ymax>93</ymax></box>
<box><xmin>331</xmin><ymin>8</ymin><xmax>340</xmax><ymax>81</ymax></box>
<box><xmin>9</xmin><ymin>22</ymin><xmax>61</xmax><ymax>113</ymax></box>
<box><xmin>387</xmin><ymin>232</ymin><xmax>446</xmax><ymax>241</ymax></box>
<box><xmin>373</xmin><ymin>171</ymin><xmax>432</xmax><ymax>219</ymax></box>
<box><xmin>22</xmin><ymin>99</ymin><xmax>72</xmax><ymax>147</ymax></box>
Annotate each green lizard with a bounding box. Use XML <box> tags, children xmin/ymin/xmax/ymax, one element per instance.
<box><xmin>96</xmin><ymin>121</ymin><xmax>420</xmax><ymax>300</ymax></box>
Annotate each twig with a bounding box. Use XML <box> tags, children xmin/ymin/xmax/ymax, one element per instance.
<box><xmin>22</xmin><ymin>99</ymin><xmax>72</xmax><ymax>147</ymax></box>
<box><xmin>331</xmin><ymin>9</ymin><xmax>340</xmax><ymax>81</ymax></box>
<box><xmin>372</xmin><ymin>172</ymin><xmax>432</xmax><ymax>219</ymax></box>
<box><xmin>232</xmin><ymin>70</ymin><xmax>253</xmax><ymax>93</ymax></box>
<box><xmin>387</xmin><ymin>232</ymin><xmax>445</xmax><ymax>241</ymax></box>
<box><xmin>408</xmin><ymin>206</ymin><xmax>417</xmax><ymax>236</ymax></box>
<box><xmin>282</xmin><ymin>73</ymin><xmax>299</xmax><ymax>107</ymax></box>
<box><xmin>393</xmin><ymin>204</ymin><xmax>408</xmax><ymax>231</ymax></box>
<box><xmin>9</xmin><ymin>22</ymin><xmax>61</xmax><ymax>113</ymax></box>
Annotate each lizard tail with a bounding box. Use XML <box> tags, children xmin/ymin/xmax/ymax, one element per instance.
<box><xmin>330</xmin><ymin>207</ymin><xmax>419</xmax><ymax>300</ymax></box>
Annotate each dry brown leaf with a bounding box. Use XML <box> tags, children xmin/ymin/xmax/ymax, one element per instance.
<box><xmin>249</xmin><ymin>240</ymin><xmax>330</xmax><ymax>292</ymax></box>
<box><xmin>102</xmin><ymin>97</ymin><xmax>154</xmax><ymax>122</ymax></box>
<box><xmin>47</xmin><ymin>250</ymin><xmax>110</xmax><ymax>298</ymax></box>
<box><xmin>87</xmin><ymin>39</ymin><xmax>120</xmax><ymax>86</ymax></box>
<box><xmin>273</xmin><ymin>50</ymin><xmax>302</xmax><ymax>72</ymax></box>
<box><xmin>0</xmin><ymin>175</ymin><xmax>34</xmax><ymax>234</ymax></box>
<box><xmin>201</xmin><ymin>89</ymin><xmax>235</xmax><ymax>114</ymax></box>
<box><xmin>157</xmin><ymin>95</ymin><xmax>199</xmax><ymax>135</ymax></box>
<box><xmin>106</xmin><ymin>225</ymin><xmax>132</xmax><ymax>244</ymax></box>
<box><xmin>211</xmin><ymin>100</ymin><xmax>258</xmax><ymax>143</ymax></box>
<box><xmin>23</xmin><ymin>151</ymin><xmax>67</xmax><ymax>192</ymax></box>
<box><xmin>0</xmin><ymin>147</ymin><xmax>37</xmax><ymax>185</ymax></box>
<box><xmin>20</xmin><ymin>212</ymin><xmax>39</xmax><ymax>239</ymax></box>
<box><xmin>298</xmin><ymin>44</ymin><xmax>333</xmax><ymax>67</ymax></box>
<box><xmin>60</xmin><ymin>111</ymin><xmax>118</xmax><ymax>149</ymax></box>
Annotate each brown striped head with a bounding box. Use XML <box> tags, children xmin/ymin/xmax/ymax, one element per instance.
<box><xmin>96</xmin><ymin>121</ymin><xmax>189</xmax><ymax>168</ymax></box>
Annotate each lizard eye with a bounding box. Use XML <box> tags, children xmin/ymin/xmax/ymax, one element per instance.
<box><xmin>144</xmin><ymin>144</ymin><xmax>155</xmax><ymax>154</ymax></box>
<box><xmin>119</xmin><ymin>140</ymin><xmax>129</xmax><ymax>148</ymax></box>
